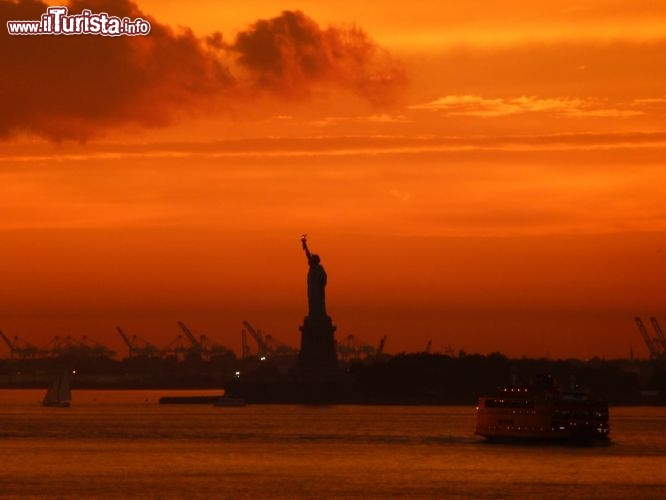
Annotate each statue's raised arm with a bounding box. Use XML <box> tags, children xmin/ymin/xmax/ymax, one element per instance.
<box><xmin>301</xmin><ymin>234</ymin><xmax>312</xmax><ymax>261</ymax></box>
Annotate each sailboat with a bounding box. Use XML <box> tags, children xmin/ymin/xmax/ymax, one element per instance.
<box><xmin>43</xmin><ymin>372</ymin><xmax>71</xmax><ymax>407</ymax></box>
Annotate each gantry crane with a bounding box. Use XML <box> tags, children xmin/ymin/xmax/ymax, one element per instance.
<box><xmin>0</xmin><ymin>330</ymin><xmax>40</xmax><ymax>359</ymax></box>
<box><xmin>42</xmin><ymin>335</ymin><xmax>76</xmax><ymax>358</ymax></box>
<box><xmin>649</xmin><ymin>317</ymin><xmax>666</xmax><ymax>353</ymax></box>
<box><xmin>377</xmin><ymin>335</ymin><xmax>387</xmax><ymax>356</ymax></box>
<box><xmin>40</xmin><ymin>335</ymin><xmax>114</xmax><ymax>358</ymax></box>
<box><xmin>635</xmin><ymin>317</ymin><xmax>661</xmax><ymax>359</ymax></box>
<box><xmin>242</xmin><ymin>321</ymin><xmax>270</xmax><ymax>357</ymax></box>
<box><xmin>199</xmin><ymin>334</ymin><xmax>230</xmax><ymax>358</ymax></box>
<box><xmin>77</xmin><ymin>336</ymin><xmax>115</xmax><ymax>358</ymax></box>
<box><xmin>163</xmin><ymin>334</ymin><xmax>189</xmax><ymax>360</ymax></box>
<box><xmin>176</xmin><ymin>322</ymin><xmax>230</xmax><ymax>360</ymax></box>
<box><xmin>116</xmin><ymin>326</ymin><xmax>160</xmax><ymax>358</ymax></box>
<box><xmin>177</xmin><ymin>321</ymin><xmax>205</xmax><ymax>358</ymax></box>
<box><xmin>0</xmin><ymin>330</ymin><xmax>17</xmax><ymax>358</ymax></box>
<box><xmin>117</xmin><ymin>327</ymin><xmax>135</xmax><ymax>358</ymax></box>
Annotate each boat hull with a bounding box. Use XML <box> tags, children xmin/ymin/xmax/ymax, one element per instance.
<box><xmin>158</xmin><ymin>396</ymin><xmax>221</xmax><ymax>405</ymax></box>
<box><xmin>42</xmin><ymin>401</ymin><xmax>70</xmax><ymax>408</ymax></box>
<box><xmin>213</xmin><ymin>397</ymin><xmax>246</xmax><ymax>407</ymax></box>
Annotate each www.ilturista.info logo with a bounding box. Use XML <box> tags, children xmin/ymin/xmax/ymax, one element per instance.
<box><xmin>7</xmin><ymin>6</ymin><xmax>151</xmax><ymax>36</ymax></box>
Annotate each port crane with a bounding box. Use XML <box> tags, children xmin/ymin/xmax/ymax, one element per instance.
<box><xmin>377</xmin><ymin>335</ymin><xmax>387</xmax><ymax>355</ymax></box>
<box><xmin>176</xmin><ymin>322</ymin><xmax>230</xmax><ymax>360</ymax></box>
<box><xmin>177</xmin><ymin>321</ymin><xmax>205</xmax><ymax>358</ymax></box>
<box><xmin>42</xmin><ymin>336</ymin><xmax>75</xmax><ymax>357</ymax></box>
<box><xmin>199</xmin><ymin>334</ymin><xmax>231</xmax><ymax>359</ymax></box>
<box><xmin>242</xmin><ymin>321</ymin><xmax>270</xmax><ymax>357</ymax></box>
<box><xmin>163</xmin><ymin>334</ymin><xmax>189</xmax><ymax>360</ymax></box>
<box><xmin>424</xmin><ymin>339</ymin><xmax>432</xmax><ymax>354</ymax></box>
<box><xmin>40</xmin><ymin>335</ymin><xmax>114</xmax><ymax>358</ymax></box>
<box><xmin>242</xmin><ymin>321</ymin><xmax>295</xmax><ymax>357</ymax></box>
<box><xmin>0</xmin><ymin>330</ymin><xmax>13</xmax><ymax>357</ymax></box>
<box><xmin>77</xmin><ymin>336</ymin><xmax>115</xmax><ymax>358</ymax></box>
<box><xmin>0</xmin><ymin>330</ymin><xmax>41</xmax><ymax>359</ymax></box>
<box><xmin>116</xmin><ymin>327</ymin><xmax>160</xmax><ymax>358</ymax></box>
<box><xmin>635</xmin><ymin>317</ymin><xmax>662</xmax><ymax>359</ymax></box>
<box><xmin>649</xmin><ymin>317</ymin><xmax>666</xmax><ymax>353</ymax></box>
<box><xmin>117</xmin><ymin>327</ymin><xmax>134</xmax><ymax>357</ymax></box>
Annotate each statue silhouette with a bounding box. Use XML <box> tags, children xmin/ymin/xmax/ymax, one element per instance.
<box><xmin>301</xmin><ymin>236</ymin><xmax>327</xmax><ymax>318</ymax></box>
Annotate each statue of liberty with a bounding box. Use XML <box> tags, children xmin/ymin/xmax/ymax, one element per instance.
<box><xmin>297</xmin><ymin>234</ymin><xmax>339</xmax><ymax>384</ymax></box>
<box><xmin>301</xmin><ymin>235</ymin><xmax>327</xmax><ymax>318</ymax></box>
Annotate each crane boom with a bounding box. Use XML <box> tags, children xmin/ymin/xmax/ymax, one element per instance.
<box><xmin>377</xmin><ymin>335</ymin><xmax>387</xmax><ymax>355</ymax></box>
<box><xmin>635</xmin><ymin>317</ymin><xmax>660</xmax><ymax>359</ymax></box>
<box><xmin>177</xmin><ymin>321</ymin><xmax>202</xmax><ymax>348</ymax></box>
<box><xmin>116</xmin><ymin>326</ymin><xmax>134</xmax><ymax>357</ymax></box>
<box><xmin>242</xmin><ymin>321</ymin><xmax>270</xmax><ymax>355</ymax></box>
<box><xmin>0</xmin><ymin>330</ymin><xmax>16</xmax><ymax>357</ymax></box>
<box><xmin>424</xmin><ymin>339</ymin><xmax>432</xmax><ymax>354</ymax></box>
<box><xmin>649</xmin><ymin>317</ymin><xmax>666</xmax><ymax>352</ymax></box>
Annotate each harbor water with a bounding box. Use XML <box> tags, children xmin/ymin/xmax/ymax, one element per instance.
<box><xmin>1</xmin><ymin>390</ymin><xmax>665</xmax><ymax>499</ymax></box>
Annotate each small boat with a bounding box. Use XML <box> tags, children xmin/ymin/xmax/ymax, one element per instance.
<box><xmin>213</xmin><ymin>397</ymin><xmax>246</xmax><ymax>407</ymax></box>
<box><xmin>43</xmin><ymin>372</ymin><xmax>71</xmax><ymax>408</ymax></box>
<box><xmin>475</xmin><ymin>375</ymin><xmax>609</xmax><ymax>443</ymax></box>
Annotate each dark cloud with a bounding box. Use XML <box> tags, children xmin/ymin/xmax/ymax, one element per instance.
<box><xmin>230</xmin><ymin>10</ymin><xmax>405</xmax><ymax>104</ymax></box>
<box><xmin>0</xmin><ymin>2</ymin><xmax>405</xmax><ymax>141</ymax></box>
<box><xmin>1</xmin><ymin>0</ymin><xmax>232</xmax><ymax>140</ymax></box>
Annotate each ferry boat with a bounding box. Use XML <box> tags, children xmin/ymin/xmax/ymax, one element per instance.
<box><xmin>475</xmin><ymin>376</ymin><xmax>609</xmax><ymax>442</ymax></box>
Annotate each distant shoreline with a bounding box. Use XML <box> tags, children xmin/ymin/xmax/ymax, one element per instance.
<box><xmin>2</xmin><ymin>352</ymin><xmax>664</xmax><ymax>405</ymax></box>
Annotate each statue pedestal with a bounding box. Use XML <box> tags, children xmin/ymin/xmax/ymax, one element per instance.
<box><xmin>296</xmin><ymin>315</ymin><xmax>350</xmax><ymax>403</ymax></box>
<box><xmin>227</xmin><ymin>315</ymin><xmax>353</xmax><ymax>404</ymax></box>
<box><xmin>298</xmin><ymin>315</ymin><xmax>338</xmax><ymax>375</ymax></box>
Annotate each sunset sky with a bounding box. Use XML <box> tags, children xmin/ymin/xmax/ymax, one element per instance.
<box><xmin>1</xmin><ymin>0</ymin><xmax>665</xmax><ymax>359</ymax></box>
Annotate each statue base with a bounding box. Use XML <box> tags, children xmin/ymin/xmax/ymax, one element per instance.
<box><xmin>297</xmin><ymin>315</ymin><xmax>338</xmax><ymax>377</ymax></box>
<box><xmin>296</xmin><ymin>315</ymin><xmax>349</xmax><ymax>403</ymax></box>
<box><xmin>227</xmin><ymin>315</ymin><xmax>353</xmax><ymax>404</ymax></box>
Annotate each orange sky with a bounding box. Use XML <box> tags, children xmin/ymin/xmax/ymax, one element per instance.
<box><xmin>1</xmin><ymin>0</ymin><xmax>665</xmax><ymax>359</ymax></box>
